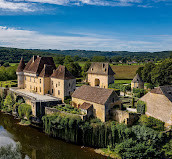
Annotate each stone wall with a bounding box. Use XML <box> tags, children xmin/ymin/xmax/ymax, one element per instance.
<box><xmin>131</xmin><ymin>82</ymin><xmax>144</xmax><ymax>90</ymax></box>
<box><xmin>112</xmin><ymin>110</ymin><xmax>139</xmax><ymax>126</ymax></box>
<box><xmin>72</xmin><ymin>97</ymin><xmax>106</xmax><ymax>122</ymax></box>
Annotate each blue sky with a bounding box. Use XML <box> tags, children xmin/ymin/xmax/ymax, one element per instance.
<box><xmin>0</xmin><ymin>0</ymin><xmax>172</xmax><ymax>51</ymax></box>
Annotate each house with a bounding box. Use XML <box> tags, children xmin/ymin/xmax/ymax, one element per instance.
<box><xmin>72</xmin><ymin>85</ymin><xmax>121</xmax><ymax>122</ymax></box>
<box><xmin>87</xmin><ymin>62</ymin><xmax>115</xmax><ymax>89</ymax></box>
<box><xmin>140</xmin><ymin>86</ymin><xmax>172</xmax><ymax>126</ymax></box>
<box><xmin>16</xmin><ymin>56</ymin><xmax>76</xmax><ymax>102</ymax></box>
<box><xmin>131</xmin><ymin>73</ymin><xmax>144</xmax><ymax>90</ymax></box>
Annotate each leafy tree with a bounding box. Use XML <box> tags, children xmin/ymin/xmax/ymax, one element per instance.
<box><xmin>82</xmin><ymin>61</ymin><xmax>91</xmax><ymax>79</ymax></box>
<box><xmin>137</xmin><ymin>101</ymin><xmax>146</xmax><ymax>114</ymax></box>
<box><xmin>136</xmin><ymin>66</ymin><xmax>144</xmax><ymax>77</ymax></box>
<box><xmin>151</xmin><ymin>58</ymin><xmax>172</xmax><ymax>85</ymax></box>
<box><xmin>65</xmin><ymin>62</ymin><xmax>82</xmax><ymax>77</ymax></box>
<box><xmin>3</xmin><ymin>93</ymin><xmax>15</xmax><ymax>112</ymax></box>
<box><xmin>162</xmin><ymin>139</ymin><xmax>172</xmax><ymax>158</ymax></box>
<box><xmin>91</xmin><ymin>56</ymin><xmax>107</xmax><ymax>62</ymax></box>
<box><xmin>63</xmin><ymin>55</ymin><xmax>74</xmax><ymax>65</ymax></box>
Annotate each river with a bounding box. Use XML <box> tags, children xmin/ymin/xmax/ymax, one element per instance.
<box><xmin>0</xmin><ymin>112</ymin><xmax>107</xmax><ymax>159</ymax></box>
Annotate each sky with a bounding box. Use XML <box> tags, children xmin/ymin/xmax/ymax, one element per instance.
<box><xmin>0</xmin><ymin>0</ymin><xmax>172</xmax><ymax>52</ymax></box>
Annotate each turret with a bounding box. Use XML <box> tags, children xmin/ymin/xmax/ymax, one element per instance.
<box><xmin>131</xmin><ymin>73</ymin><xmax>144</xmax><ymax>90</ymax></box>
<box><xmin>16</xmin><ymin>57</ymin><xmax>25</xmax><ymax>89</ymax></box>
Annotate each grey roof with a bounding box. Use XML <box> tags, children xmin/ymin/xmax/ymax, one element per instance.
<box><xmin>72</xmin><ymin>85</ymin><xmax>119</xmax><ymax>105</ymax></box>
<box><xmin>132</xmin><ymin>73</ymin><xmax>144</xmax><ymax>83</ymax></box>
<box><xmin>151</xmin><ymin>85</ymin><xmax>172</xmax><ymax>102</ymax></box>
<box><xmin>87</xmin><ymin>62</ymin><xmax>115</xmax><ymax>76</ymax></box>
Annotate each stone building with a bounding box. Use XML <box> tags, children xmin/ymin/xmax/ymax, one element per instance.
<box><xmin>87</xmin><ymin>62</ymin><xmax>115</xmax><ymax>89</ymax></box>
<box><xmin>140</xmin><ymin>86</ymin><xmax>172</xmax><ymax>126</ymax></box>
<box><xmin>16</xmin><ymin>56</ymin><xmax>76</xmax><ymax>102</ymax></box>
<box><xmin>72</xmin><ymin>85</ymin><xmax>121</xmax><ymax>122</ymax></box>
<box><xmin>131</xmin><ymin>73</ymin><xmax>144</xmax><ymax>90</ymax></box>
<box><xmin>50</xmin><ymin>65</ymin><xmax>76</xmax><ymax>101</ymax></box>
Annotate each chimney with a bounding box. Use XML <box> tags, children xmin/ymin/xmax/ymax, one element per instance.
<box><xmin>32</xmin><ymin>55</ymin><xmax>37</xmax><ymax>63</ymax></box>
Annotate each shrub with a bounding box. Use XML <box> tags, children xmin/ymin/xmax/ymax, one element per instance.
<box><xmin>3</xmin><ymin>93</ymin><xmax>15</xmax><ymax>112</ymax></box>
<box><xmin>139</xmin><ymin>115</ymin><xmax>165</xmax><ymax>131</ymax></box>
<box><xmin>18</xmin><ymin>103</ymin><xmax>32</xmax><ymax>120</ymax></box>
<box><xmin>137</xmin><ymin>101</ymin><xmax>146</xmax><ymax>114</ymax></box>
<box><xmin>162</xmin><ymin>139</ymin><xmax>172</xmax><ymax>158</ymax></box>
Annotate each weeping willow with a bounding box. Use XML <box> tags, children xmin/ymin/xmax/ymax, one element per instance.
<box><xmin>42</xmin><ymin>114</ymin><xmax>131</xmax><ymax>148</ymax></box>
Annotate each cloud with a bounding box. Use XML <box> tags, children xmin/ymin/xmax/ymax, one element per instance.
<box><xmin>0</xmin><ymin>0</ymin><xmax>34</xmax><ymax>12</ymax></box>
<box><xmin>0</xmin><ymin>26</ymin><xmax>171</xmax><ymax>52</ymax></box>
<box><xmin>0</xmin><ymin>0</ymin><xmax>170</xmax><ymax>12</ymax></box>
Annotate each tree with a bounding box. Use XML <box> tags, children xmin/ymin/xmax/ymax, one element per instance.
<box><xmin>91</xmin><ymin>56</ymin><xmax>107</xmax><ymax>62</ymax></box>
<box><xmin>136</xmin><ymin>67</ymin><xmax>144</xmax><ymax>77</ymax></box>
<box><xmin>3</xmin><ymin>93</ymin><xmax>15</xmax><ymax>112</ymax></box>
<box><xmin>137</xmin><ymin>101</ymin><xmax>146</xmax><ymax>114</ymax></box>
<box><xmin>82</xmin><ymin>61</ymin><xmax>91</xmax><ymax>79</ymax></box>
<box><xmin>141</xmin><ymin>62</ymin><xmax>155</xmax><ymax>83</ymax></box>
<box><xmin>65</xmin><ymin>62</ymin><xmax>82</xmax><ymax>77</ymax></box>
<box><xmin>151</xmin><ymin>58</ymin><xmax>172</xmax><ymax>85</ymax></box>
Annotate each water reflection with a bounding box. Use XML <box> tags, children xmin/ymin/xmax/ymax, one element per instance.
<box><xmin>0</xmin><ymin>113</ymin><xmax>106</xmax><ymax>159</ymax></box>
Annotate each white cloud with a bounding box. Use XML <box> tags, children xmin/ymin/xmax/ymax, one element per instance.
<box><xmin>0</xmin><ymin>26</ymin><xmax>171</xmax><ymax>52</ymax></box>
<box><xmin>0</xmin><ymin>0</ymin><xmax>34</xmax><ymax>12</ymax></box>
<box><xmin>0</xmin><ymin>0</ymin><xmax>170</xmax><ymax>12</ymax></box>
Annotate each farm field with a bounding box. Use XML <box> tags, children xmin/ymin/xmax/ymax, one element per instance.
<box><xmin>111</xmin><ymin>65</ymin><xmax>143</xmax><ymax>80</ymax></box>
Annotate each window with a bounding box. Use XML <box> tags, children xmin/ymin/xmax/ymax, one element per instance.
<box><xmin>69</xmin><ymin>91</ymin><xmax>70</xmax><ymax>95</ymax></box>
<box><xmin>30</xmin><ymin>77</ymin><xmax>31</xmax><ymax>82</ymax></box>
<box><xmin>40</xmin><ymin>79</ymin><xmax>41</xmax><ymax>84</ymax></box>
<box><xmin>91</xmin><ymin>68</ymin><xmax>93</xmax><ymax>71</ymax></box>
<box><xmin>34</xmin><ymin>86</ymin><xmax>35</xmax><ymax>90</ymax></box>
<box><xmin>34</xmin><ymin>77</ymin><xmax>35</xmax><ymax>83</ymax></box>
<box><xmin>52</xmin><ymin>89</ymin><xmax>54</xmax><ymax>94</ymax></box>
<box><xmin>112</xmin><ymin>98</ymin><xmax>115</xmax><ymax>103</ymax></box>
<box><xmin>58</xmin><ymin>82</ymin><xmax>60</xmax><ymax>86</ymax></box>
<box><xmin>69</xmin><ymin>83</ymin><xmax>70</xmax><ymax>87</ymax></box>
<box><xmin>40</xmin><ymin>87</ymin><xmax>41</xmax><ymax>92</ymax></box>
<box><xmin>58</xmin><ymin>90</ymin><xmax>60</xmax><ymax>95</ymax></box>
<box><xmin>30</xmin><ymin>85</ymin><xmax>32</xmax><ymax>90</ymax></box>
<box><xmin>56</xmin><ymin>84</ymin><xmax>57</xmax><ymax>88</ymax></box>
<box><xmin>52</xmin><ymin>81</ymin><xmax>53</xmax><ymax>85</ymax></box>
<box><xmin>25</xmin><ymin>76</ymin><xmax>26</xmax><ymax>80</ymax></box>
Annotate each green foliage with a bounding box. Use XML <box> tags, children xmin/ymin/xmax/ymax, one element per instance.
<box><xmin>91</xmin><ymin>56</ymin><xmax>107</xmax><ymax>62</ymax></box>
<box><xmin>162</xmin><ymin>139</ymin><xmax>172</xmax><ymax>158</ymax></box>
<box><xmin>133</xmin><ymin>88</ymin><xmax>147</xmax><ymax>98</ymax></box>
<box><xmin>53</xmin><ymin>104</ymin><xmax>81</xmax><ymax>115</ymax></box>
<box><xmin>82</xmin><ymin>61</ymin><xmax>91</xmax><ymax>79</ymax></box>
<box><xmin>109</xmin><ymin>83</ymin><xmax>131</xmax><ymax>92</ymax></box>
<box><xmin>139</xmin><ymin>115</ymin><xmax>165</xmax><ymax>131</ymax></box>
<box><xmin>64</xmin><ymin>96</ymin><xmax>71</xmax><ymax>104</ymax></box>
<box><xmin>137</xmin><ymin>101</ymin><xmax>146</xmax><ymax>114</ymax></box>
<box><xmin>18</xmin><ymin>103</ymin><xmax>32</xmax><ymax>120</ymax></box>
<box><xmin>151</xmin><ymin>58</ymin><xmax>172</xmax><ymax>85</ymax></box>
<box><xmin>3</xmin><ymin>93</ymin><xmax>15</xmax><ymax>112</ymax></box>
<box><xmin>0</xmin><ymin>143</ymin><xmax>22</xmax><ymax>159</ymax></box>
<box><xmin>139</xmin><ymin>58</ymin><xmax>172</xmax><ymax>86</ymax></box>
<box><xmin>0</xmin><ymin>66</ymin><xmax>17</xmax><ymax>81</ymax></box>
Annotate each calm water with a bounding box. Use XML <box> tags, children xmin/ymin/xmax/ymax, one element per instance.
<box><xmin>0</xmin><ymin>112</ymin><xmax>107</xmax><ymax>159</ymax></box>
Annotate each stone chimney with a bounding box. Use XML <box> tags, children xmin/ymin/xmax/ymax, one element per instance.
<box><xmin>32</xmin><ymin>55</ymin><xmax>37</xmax><ymax>63</ymax></box>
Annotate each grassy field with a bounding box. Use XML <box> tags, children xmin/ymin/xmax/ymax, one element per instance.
<box><xmin>78</xmin><ymin>62</ymin><xmax>144</xmax><ymax>80</ymax></box>
<box><xmin>9</xmin><ymin>63</ymin><xmax>18</xmax><ymax>66</ymax></box>
<box><xmin>111</xmin><ymin>65</ymin><xmax>143</xmax><ymax>80</ymax></box>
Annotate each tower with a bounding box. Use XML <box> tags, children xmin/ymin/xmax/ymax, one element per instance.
<box><xmin>16</xmin><ymin>57</ymin><xmax>25</xmax><ymax>89</ymax></box>
<box><xmin>131</xmin><ymin>73</ymin><xmax>144</xmax><ymax>90</ymax></box>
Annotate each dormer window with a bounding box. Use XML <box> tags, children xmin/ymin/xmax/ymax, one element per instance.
<box><xmin>40</xmin><ymin>79</ymin><xmax>41</xmax><ymax>84</ymax></box>
<box><xmin>102</xmin><ymin>63</ymin><xmax>105</xmax><ymax>68</ymax></box>
<box><xmin>91</xmin><ymin>68</ymin><xmax>93</xmax><ymax>71</ymax></box>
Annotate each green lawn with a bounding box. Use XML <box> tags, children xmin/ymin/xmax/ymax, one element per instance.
<box><xmin>9</xmin><ymin>63</ymin><xmax>18</xmax><ymax>66</ymax></box>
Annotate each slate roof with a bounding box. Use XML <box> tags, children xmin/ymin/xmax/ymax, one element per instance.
<box><xmin>72</xmin><ymin>85</ymin><xmax>118</xmax><ymax>105</ymax></box>
<box><xmin>23</xmin><ymin>56</ymin><xmax>56</xmax><ymax>75</ymax></box>
<box><xmin>151</xmin><ymin>86</ymin><xmax>172</xmax><ymax>102</ymax></box>
<box><xmin>39</xmin><ymin>64</ymin><xmax>54</xmax><ymax>77</ymax></box>
<box><xmin>51</xmin><ymin>65</ymin><xmax>75</xmax><ymax>80</ymax></box>
<box><xmin>80</xmin><ymin>102</ymin><xmax>93</xmax><ymax>110</ymax></box>
<box><xmin>132</xmin><ymin>73</ymin><xmax>144</xmax><ymax>83</ymax></box>
<box><xmin>16</xmin><ymin>57</ymin><xmax>25</xmax><ymax>72</ymax></box>
<box><xmin>87</xmin><ymin>62</ymin><xmax>115</xmax><ymax>76</ymax></box>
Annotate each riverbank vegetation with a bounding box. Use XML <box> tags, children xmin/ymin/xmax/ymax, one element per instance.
<box><xmin>42</xmin><ymin>112</ymin><xmax>171</xmax><ymax>159</ymax></box>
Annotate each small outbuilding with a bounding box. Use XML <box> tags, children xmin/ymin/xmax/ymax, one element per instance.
<box><xmin>140</xmin><ymin>86</ymin><xmax>172</xmax><ymax>127</ymax></box>
<box><xmin>131</xmin><ymin>73</ymin><xmax>144</xmax><ymax>90</ymax></box>
<box><xmin>72</xmin><ymin>85</ymin><xmax>121</xmax><ymax>122</ymax></box>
